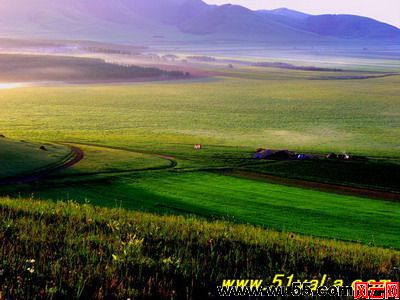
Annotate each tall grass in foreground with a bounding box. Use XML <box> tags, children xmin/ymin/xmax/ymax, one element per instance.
<box><xmin>0</xmin><ymin>198</ymin><xmax>398</xmax><ymax>299</ymax></box>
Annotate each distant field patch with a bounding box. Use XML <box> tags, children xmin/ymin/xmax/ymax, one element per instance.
<box><xmin>242</xmin><ymin>159</ymin><xmax>400</xmax><ymax>193</ymax></box>
<box><xmin>0</xmin><ymin>74</ymin><xmax>398</xmax><ymax>156</ymax></box>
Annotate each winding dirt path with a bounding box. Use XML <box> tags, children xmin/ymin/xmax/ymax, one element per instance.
<box><xmin>3</xmin><ymin>140</ymin><xmax>398</xmax><ymax>203</ymax></box>
<box><xmin>0</xmin><ymin>142</ymin><xmax>178</xmax><ymax>186</ymax></box>
<box><xmin>0</xmin><ymin>146</ymin><xmax>84</xmax><ymax>186</ymax></box>
<box><xmin>40</xmin><ymin>142</ymin><xmax>179</xmax><ymax>180</ymax></box>
<box><xmin>59</xmin><ymin>142</ymin><xmax>178</xmax><ymax>169</ymax></box>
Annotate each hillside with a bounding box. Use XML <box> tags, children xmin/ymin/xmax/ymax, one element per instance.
<box><xmin>0</xmin><ymin>0</ymin><xmax>399</xmax><ymax>44</ymax></box>
<box><xmin>303</xmin><ymin>15</ymin><xmax>400</xmax><ymax>39</ymax></box>
<box><xmin>0</xmin><ymin>138</ymin><xmax>71</xmax><ymax>179</ymax></box>
<box><xmin>0</xmin><ymin>198</ymin><xmax>398</xmax><ymax>298</ymax></box>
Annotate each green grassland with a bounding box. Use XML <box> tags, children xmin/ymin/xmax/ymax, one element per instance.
<box><xmin>0</xmin><ymin>60</ymin><xmax>399</xmax><ymax>298</ymax></box>
<box><xmin>0</xmin><ymin>69</ymin><xmax>399</xmax><ymax>156</ymax></box>
<box><xmin>0</xmin><ymin>64</ymin><xmax>399</xmax><ymax>247</ymax></box>
<box><xmin>0</xmin><ymin>198</ymin><xmax>398</xmax><ymax>299</ymax></box>
<box><xmin>20</xmin><ymin>171</ymin><xmax>400</xmax><ymax>248</ymax></box>
<box><xmin>0</xmin><ymin>138</ymin><xmax>71</xmax><ymax>178</ymax></box>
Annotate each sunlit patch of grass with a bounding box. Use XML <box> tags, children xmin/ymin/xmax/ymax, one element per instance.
<box><xmin>60</xmin><ymin>144</ymin><xmax>170</xmax><ymax>175</ymax></box>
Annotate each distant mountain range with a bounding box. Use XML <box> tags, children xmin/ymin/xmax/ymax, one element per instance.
<box><xmin>0</xmin><ymin>0</ymin><xmax>399</xmax><ymax>44</ymax></box>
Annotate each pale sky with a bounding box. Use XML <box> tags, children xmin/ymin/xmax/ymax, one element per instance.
<box><xmin>204</xmin><ymin>0</ymin><xmax>400</xmax><ymax>28</ymax></box>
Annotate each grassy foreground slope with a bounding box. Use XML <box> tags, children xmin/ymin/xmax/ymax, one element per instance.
<box><xmin>27</xmin><ymin>171</ymin><xmax>400</xmax><ymax>249</ymax></box>
<box><xmin>0</xmin><ymin>198</ymin><xmax>398</xmax><ymax>299</ymax></box>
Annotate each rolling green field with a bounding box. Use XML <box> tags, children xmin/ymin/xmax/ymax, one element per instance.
<box><xmin>0</xmin><ymin>70</ymin><xmax>399</xmax><ymax>156</ymax></box>
<box><xmin>0</xmin><ymin>56</ymin><xmax>399</xmax><ymax>298</ymax></box>
<box><xmin>0</xmin><ymin>64</ymin><xmax>399</xmax><ymax>249</ymax></box>
<box><xmin>19</xmin><ymin>171</ymin><xmax>400</xmax><ymax>248</ymax></box>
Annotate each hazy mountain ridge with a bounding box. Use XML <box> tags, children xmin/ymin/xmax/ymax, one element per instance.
<box><xmin>259</xmin><ymin>8</ymin><xmax>310</xmax><ymax>20</ymax></box>
<box><xmin>0</xmin><ymin>0</ymin><xmax>399</xmax><ymax>44</ymax></box>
